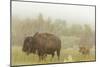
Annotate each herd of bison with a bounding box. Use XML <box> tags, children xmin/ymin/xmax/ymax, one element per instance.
<box><xmin>22</xmin><ymin>32</ymin><xmax>91</xmax><ymax>62</ymax></box>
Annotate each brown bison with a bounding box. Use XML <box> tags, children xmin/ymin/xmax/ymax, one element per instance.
<box><xmin>79</xmin><ymin>46</ymin><xmax>90</xmax><ymax>55</ymax></box>
<box><xmin>22</xmin><ymin>32</ymin><xmax>61</xmax><ymax>61</ymax></box>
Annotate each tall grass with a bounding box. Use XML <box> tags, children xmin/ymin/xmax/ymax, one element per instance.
<box><xmin>12</xmin><ymin>46</ymin><xmax>95</xmax><ymax>66</ymax></box>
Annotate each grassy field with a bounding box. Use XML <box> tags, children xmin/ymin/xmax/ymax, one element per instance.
<box><xmin>12</xmin><ymin>46</ymin><xmax>95</xmax><ymax>66</ymax></box>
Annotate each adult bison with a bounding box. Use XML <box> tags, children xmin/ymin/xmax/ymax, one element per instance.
<box><xmin>22</xmin><ymin>32</ymin><xmax>61</xmax><ymax>61</ymax></box>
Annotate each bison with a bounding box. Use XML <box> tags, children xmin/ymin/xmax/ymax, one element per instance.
<box><xmin>79</xmin><ymin>46</ymin><xmax>90</xmax><ymax>55</ymax></box>
<box><xmin>22</xmin><ymin>32</ymin><xmax>61</xmax><ymax>61</ymax></box>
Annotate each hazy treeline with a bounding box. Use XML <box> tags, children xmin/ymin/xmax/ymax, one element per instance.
<box><xmin>12</xmin><ymin>14</ymin><xmax>95</xmax><ymax>48</ymax></box>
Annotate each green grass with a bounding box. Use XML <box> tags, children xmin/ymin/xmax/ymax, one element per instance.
<box><xmin>12</xmin><ymin>46</ymin><xmax>95</xmax><ymax>66</ymax></box>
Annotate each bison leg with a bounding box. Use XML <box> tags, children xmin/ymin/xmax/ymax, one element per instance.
<box><xmin>38</xmin><ymin>54</ymin><xmax>45</xmax><ymax>62</ymax></box>
<box><xmin>38</xmin><ymin>55</ymin><xmax>44</xmax><ymax>63</ymax></box>
<box><xmin>50</xmin><ymin>53</ymin><xmax>54</xmax><ymax>61</ymax></box>
<box><xmin>37</xmin><ymin>51</ymin><xmax>42</xmax><ymax>62</ymax></box>
<box><xmin>52</xmin><ymin>53</ymin><xmax>54</xmax><ymax>58</ymax></box>
<box><xmin>57</xmin><ymin>49</ymin><xmax>60</xmax><ymax>60</ymax></box>
<box><xmin>38</xmin><ymin>55</ymin><xmax>41</xmax><ymax>62</ymax></box>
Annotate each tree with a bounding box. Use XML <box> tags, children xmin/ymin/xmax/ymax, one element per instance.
<box><xmin>69</xmin><ymin>24</ymin><xmax>83</xmax><ymax>36</ymax></box>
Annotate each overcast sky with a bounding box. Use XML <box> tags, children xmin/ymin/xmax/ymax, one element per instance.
<box><xmin>12</xmin><ymin>1</ymin><xmax>95</xmax><ymax>28</ymax></box>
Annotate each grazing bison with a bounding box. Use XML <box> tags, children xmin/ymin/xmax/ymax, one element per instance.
<box><xmin>22</xmin><ymin>32</ymin><xmax>61</xmax><ymax>61</ymax></box>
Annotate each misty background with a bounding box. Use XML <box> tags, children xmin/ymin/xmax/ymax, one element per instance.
<box><xmin>12</xmin><ymin>1</ymin><xmax>95</xmax><ymax>49</ymax></box>
<box><xmin>12</xmin><ymin>1</ymin><xmax>95</xmax><ymax>27</ymax></box>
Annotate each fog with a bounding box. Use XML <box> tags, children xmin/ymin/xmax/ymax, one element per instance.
<box><xmin>12</xmin><ymin>1</ymin><xmax>95</xmax><ymax>28</ymax></box>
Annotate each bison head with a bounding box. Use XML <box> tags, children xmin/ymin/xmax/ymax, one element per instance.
<box><xmin>22</xmin><ymin>37</ymin><xmax>36</xmax><ymax>55</ymax></box>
